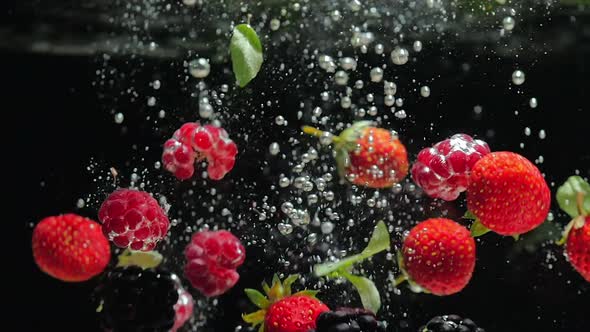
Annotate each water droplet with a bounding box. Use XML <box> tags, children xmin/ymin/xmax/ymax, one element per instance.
<box><xmin>341</xmin><ymin>96</ymin><xmax>352</xmax><ymax>108</ymax></box>
<box><xmin>512</xmin><ymin>70</ymin><xmax>525</xmax><ymax>85</ymax></box>
<box><xmin>147</xmin><ymin>96</ymin><xmax>156</xmax><ymax>107</ymax></box>
<box><xmin>275</xmin><ymin>115</ymin><xmax>285</xmax><ymax>125</ymax></box>
<box><xmin>374</xmin><ymin>44</ymin><xmax>384</xmax><ymax>55</ymax></box>
<box><xmin>539</xmin><ymin>129</ymin><xmax>546</xmax><ymax>139</ymax></box>
<box><xmin>413</xmin><ymin>40</ymin><xmax>423</xmax><ymax>52</ymax></box>
<box><xmin>524</xmin><ymin>127</ymin><xmax>531</xmax><ymax>136</ymax></box>
<box><xmin>281</xmin><ymin>202</ymin><xmax>294</xmax><ymax>214</ymax></box>
<box><xmin>502</xmin><ymin>17</ymin><xmax>516</xmax><ymax>31</ymax></box>
<box><xmin>279</xmin><ymin>177</ymin><xmax>290</xmax><ymax>187</ymax></box>
<box><xmin>529</xmin><ymin>97</ymin><xmax>538</xmax><ymax>108</ymax></box>
<box><xmin>420</xmin><ymin>86</ymin><xmax>431</xmax><ymax>97</ymax></box>
<box><xmin>370</xmin><ymin>67</ymin><xmax>384</xmax><ymax>82</ymax></box>
<box><xmin>152</xmin><ymin>80</ymin><xmax>161</xmax><ymax>90</ymax></box>
<box><xmin>384</xmin><ymin>81</ymin><xmax>397</xmax><ymax>95</ymax></box>
<box><xmin>339</xmin><ymin>57</ymin><xmax>357</xmax><ymax>71</ymax></box>
<box><xmin>278</xmin><ymin>223</ymin><xmax>293</xmax><ymax>235</ymax></box>
<box><xmin>199</xmin><ymin>103</ymin><xmax>213</xmax><ymax>118</ymax></box>
<box><xmin>269</xmin><ymin>142</ymin><xmax>280</xmax><ymax>155</ymax></box>
<box><xmin>76</xmin><ymin>198</ymin><xmax>85</xmax><ymax>208</ymax></box>
<box><xmin>189</xmin><ymin>58</ymin><xmax>211</xmax><ymax>78</ymax></box>
<box><xmin>270</xmin><ymin>18</ymin><xmax>281</xmax><ymax>31</ymax></box>
<box><xmin>334</xmin><ymin>71</ymin><xmax>349</xmax><ymax>85</ymax></box>
<box><xmin>114</xmin><ymin>113</ymin><xmax>124</xmax><ymax>124</ymax></box>
<box><xmin>391</xmin><ymin>47</ymin><xmax>409</xmax><ymax>65</ymax></box>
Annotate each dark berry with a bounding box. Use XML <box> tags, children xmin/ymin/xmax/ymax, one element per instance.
<box><xmin>420</xmin><ymin>315</ymin><xmax>485</xmax><ymax>332</ymax></box>
<box><xmin>315</xmin><ymin>308</ymin><xmax>386</xmax><ymax>332</ymax></box>
<box><xmin>94</xmin><ymin>266</ymin><xmax>179</xmax><ymax>332</ymax></box>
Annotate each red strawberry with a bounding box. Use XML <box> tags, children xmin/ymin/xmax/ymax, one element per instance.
<box><xmin>303</xmin><ymin>121</ymin><xmax>408</xmax><ymax>188</ymax></box>
<box><xmin>467</xmin><ymin>151</ymin><xmax>551</xmax><ymax>235</ymax></box>
<box><xmin>98</xmin><ymin>189</ymin><xmax>170</xmax><ymax>251</ymax></box>
<box><xmin>171</xmin><ymin>281</ymin><xmax>194</xmax><ymax>331</ymax></box>
<box><xmin>566</xmin><ymin>217</ymin><xmax>590</xmax><ymax>282</ymax></box>
<box><xmin>397</xmin><ymin>218</ymin><xmax>476</xmax><ymax>295</ymax></box>
<box><xmin>243</xmin><ymin>275</ymin><xmax>329</xmax><ymax>332</ymax></box>
<box><xmin>184</xmin><ymin>230</ymin><xmax>246</xmax><ymax>297</ymax></box>
<box><xmin>32</xmin><ymin>214</ymin><xmax>110</xmax><ymax>282</ymax></box>
<box><xmin>162</xmin><ymin>122</ymin><xmax>238</xmax><ymax>180</ymax></box>
<box><xmin>411</xmin><ymin>133</ymin><xmax>490</xmax><ymax>201</ymax></box>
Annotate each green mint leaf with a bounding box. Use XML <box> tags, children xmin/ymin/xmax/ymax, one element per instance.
<box><xmin>341</xmin><ymin>271</ymin><xmax>381</xmax><ymax>313</ymax></box>
<box><xmin>314</xmin><ymin>221</ymin><xmax>390</xmax><ymax>276</ymax></box>
<box><xmin>556</xmin><ymin>176</ymin><xmax>590</xmax><ymax>218</ymax></box>
<box><xmin>244</xmin><ymin>289</ymin><xmax>270</xmax><ymax>309</ymax></box>
<box><xmin>230</xmin><ymin>24</ymin><xmax>263</xmax><ymax>87</ymax></box>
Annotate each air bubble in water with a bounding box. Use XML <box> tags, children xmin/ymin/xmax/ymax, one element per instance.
<box><xmin>370</xmin><ymin>67</ymin><xmax>384</xmax><ymax>82</ymax></box>
<box><xmin>512</xmin><ymin>70</ymin><xmax>525</xmax><ymax>85</ymax></box>
<box><xmin>529</xmin><ymin>97</ymin><xmax>538</xmax><ymax>108</ymax></box>
<box><xmin>524</xmin><ymin>127</ymin><xmax>531</xmax><ymax>136</ymax></box>
<box><xmin>147</xmin><ymin>96</ymin><xmax>156</xmax><ymax>106</ymax></box>
<box><xmin>270</xmin><ymin>18</ymin><xmax>281</xmax><ymax>31</ymax></box>
<box><xmin>339</xmin><ymin>57</ymin><xmax>357</xmax><ymax>71</ymax></box>
<box><xmin>321</xmin><ymin>221</ymin><xmax>335</xmax><ymax>234</ymax></box>
<box><xmin>334</xmin><ymin>71</ymin><xmax>349</xmax><ymax>85</ymax></box>
<box><xmin>76</xmin><ymin>198</ymin><xmax>85</xmax><ymax>209</ymax></box>
<box><xmin>269</xmin><ymin>142</ymin><xmax>280</xmax><ymax>155</ymax></box>
<box><xmin>420</xmin><ymin>86</ymin><xmax>431</xmax><ymax>97</ymax></box>
<box><xmin>275</xmin><ymin>115</ymin><xmax>285</xmax><ymax>125</ymax></box>
<box><xmin>349</xmin><ymin>0</ymin><xmax>361</xmax><ymax>11</ymax></box>
<box><xmin>152</xmin><ymin>80</ymin><xmax>161</xmax><ymax>90</ymax></box>
<box><xmin>281</xmin><ymin>202</ymin><xmax>294</xmax><ymax>214</ymax></box>
<box><xmin>374</xmin><ymin>44</ymin><xmax>384</xmax><ymax>55</ymax></box>
<box><xmin>279</xmin><ymin>177</ymin><xmax>290</xmax><ymax>188</ymax></box>
<box><xmin>384</xmin><ymin>81</ymin><xmax>397</xmax><ymax>95</ymax></box>
<box><xmin>278</xmin><ymin>223</ymin><xmax>293</xmax><ymax>235</ymax></box>
<box><xmin>391</xmin><ymin>47</ymin><xmax>409</xmax><ymax>65</ymax></box>
<box><xmin>539</xmin><ymin>130</ymin><xmax>546</xmax><ymax>139</ymax></box>
<box><xmin>114</xmin><ymin>113</ymin><xmax>124</xmax><ymax>124</ymax></box>
<box><xmin>199</xmin><ymin>103</ymin><xmax>213</xmax><ymax>118</ymax></box>
<box><xmin>189</xmin><ymin>58</ymin><xmax>211</xmax><ymax>78</ymax></box>
<box><xmin>413</xmin><ymin>40</ymin><xmax>423</xmax><ymax>52</ymax></box>
<box><xmin>503</xmin><ymin>17</ymin><xmax>516</xmax><ymax>31</ymax></box>
<box><xmin>341</xmin><ymin>96</ymin><xmax>352</xmax><ymax>108</ymax></box>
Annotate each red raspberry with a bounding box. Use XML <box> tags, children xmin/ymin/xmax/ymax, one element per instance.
<box><xmin>32</xmin><ymin>214</ymin><xmax>110</xmax><ymax>282</ymax></box>
<box><xmin>162</xmin><ymin>122</ymin><xmax>238</xmax><ymax>181</ymax></box>
<box><xmin>184</xmin><ymin>230</ymin><xmax>245</xmax><ymax>297</ymax></box>
<box><xmin>566</xmin><ymin>217</ymin><xmax>590</xmax><ymax>282</ymax></box>
<box><xmin>98</xmin><ymin>189</ymin><xmax>170</xmax><ymax>251</ymax></box>
<box><xmin>401</xmin><ymin>218</ymin><xmax>476</xmax><ymax>295</ymax></box>
<box><xmin>411</xmin><ymin>134</ymin><xmax>490</xmax><ymax>201</ymax></box>
<box><xmin>171</xmin><ymin>281</ymin><xmax>194</xmax><ymax>332</ymax></box>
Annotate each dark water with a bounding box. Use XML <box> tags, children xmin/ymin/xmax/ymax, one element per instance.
<box><xmin>12</xmin><ymin>1</ymin><xmax>590</xmax><ymax>331</ymax></box>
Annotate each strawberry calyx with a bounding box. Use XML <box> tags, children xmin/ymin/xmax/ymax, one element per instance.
<box><xmin>557</xmin><ymin>192</ymin><xmax>588</xmax><ymax>245</ymax></box>
<box><xmin>242</xmin><ymin>274</ymin><xmax>318</xmax><ymax>332</ymax></box>
<box><xmin>464</xmin><ymin>210</ymin><xmax>520</xmax><ymax>240</ymax></box>
<box><xmin>555</xmin><ymin>176</ymin><xmax>590</xmax><ymax>245</ymax></box>
<box><xmin>392</xmin><ymin>251</ymin><xmax>429</xmax><ymax>294</ymax></box>
<box><xmin>313</xmin><ymin>220</ymin><xmax>390</xmax><ymax>313</ymax></box>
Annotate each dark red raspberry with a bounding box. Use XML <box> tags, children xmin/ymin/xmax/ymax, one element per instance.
<box><xmin>184</xmin><ymin>230</ymin><xmax>245</xmax><ymax>297</ymax></box>
<box><xmin>162</xmin><ymin>122</ymin><xmax>238</xmax><ymax>181</ymax></box>
<box><xmin>98</xmin><ymin>189</ymin><xmax>170</xmax><ymax>251</ymax></box>
<box><xmin>411</xmin><ymin>134</ymin><xmax>490</xmax><ymax>201</ymax></box>
<box><xmin>171</xmin><ymin>277</ymin><xmax>194</xmax><ymax>332</ymax></box>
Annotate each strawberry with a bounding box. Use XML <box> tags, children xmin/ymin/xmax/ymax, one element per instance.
<box><xmin>32</xmin><ymin>214</ymin><xmax>111</xmax><ymax>282</ymax></box>
<box><xmin>396</xmin><ymin>218</ymin><xmax>476</xmax><ymax>295</ymax></box>
<box><xmin>466</xmin><ymin>151</ymin><xmax>551</xmax><ymax>236</ymax></box>
<box><xmin>302</xmin><ymin>121</ymin><xmax>408</xmax><ymax>188</ymax></box>
<box><xmin>243</xmin><ymin>274</ymin><xmax>329</xmax><ymax>332</ymax></box>
<box><xmin>556</xmin><ymin>176</ymin><xmax>590</xmax><ymax>282</ymax></box>
<box><xmin>566</xmin><ymin>217</ymin><xmax>590</xmax><ymax>282</ymax></box>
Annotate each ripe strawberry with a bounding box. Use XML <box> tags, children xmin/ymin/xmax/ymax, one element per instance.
<box><xmin>243</xmin><ymin>275</ymin><xmax>330</xmax><ymax>332</ymax></box>
<box><xmin>566</xmin><ymin>217</ymin><xmax>590</xmax><ymax>282</ymax></box>
<box><xmin>32</xmin><ymin>214</ymin><xmax>110</xmax><ymax>282</ymax></box>
<box><xmin>162</xmin><ymin>122</ymin><xmax>238</xmax><ymax>180</ymax></box>
<box><xmin>98</xmin><ymin>189</ymin><xmax>170</xmax><ymax>251</ymax></box>
<box><xmin>466</xmin><ymin>151</ymin><xmax>551</xmax><ymax>235</ymax></box>
<box><xmin>398</xmin><ymin>218</ymin><xmax>476</xmax><ymax>295</ymax></box>
<box><xmin>411</xmin><ymin>133</ymin><xmax>490</xmax><ymax>201</ymax></box>
<box><xmin>303</xmin><ymin>121</ymin><xmax>408</xmax><ymax>188</ymax></box>
<box><xmin>184</xmin><ymin>230</ymin><xmax>246</xmax><ymax>297</ymax></box>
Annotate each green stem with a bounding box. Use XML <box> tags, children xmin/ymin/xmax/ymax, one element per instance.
<box><xmin>577</xmin><ymin>192</ymin><xmax>587</xmax><ymax>216</ymax></box>
<box><xmin>301</xmin><ymin>126</ymin><xmax>341</xmax><ymax>143</ymax></box>
<box><xmin>393</xmin><ymin>274</ymin><xmax>407</xmax><ymax>287</ymax></box>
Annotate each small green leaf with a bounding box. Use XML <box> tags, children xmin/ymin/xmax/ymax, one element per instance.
<box><xmin>292</xmin><ymin>289</ymin><xmax>320</xmax><ymax>298</ymax></box>
<box><xmin>470</xmin><ymin>219</ymin><xmax>491</xmax><ymax>237</ymax></box>
<box><xmin>244</xmin><ymin>289</ymin><xmax>270</xmax><ymax>309</ymax></box>
<box><xmin>556</xmin><ymin>176</ymin><xmax>590</xmax><ymax>218</ymax></box>
<box><xmin>282</xmin><ymin>274</ymin><xmax>300</xmax><ymax>297</ymax></box>
<box><xmin>341</xmin><ymin>271</ymin><xmax>381</xmax><ymax>313</ymax></box>
<box><xmin>463</xmin><ymin>210</ymin><xmax>477</xmax><ymax>220</ymax></box>
<box><xmin>242</xmin><ymin>310</ymin><xmax>266</xmax><ymax>325</ymax></box>
<box><xmin>230</xmin><ymin>24</ymin><xmax>263</xmax><ymax>87</ymax></box>
<box><xmin>314</xmin><ymin>221</ymin><xmax>390</xmax><ymax>276</ymax></box>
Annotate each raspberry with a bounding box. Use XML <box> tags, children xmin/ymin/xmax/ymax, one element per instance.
<box><xmin>98</xmin><ymin>189</ymin><xmax>170</xmax><ymax>251</ymax></box>
<box><xmin>32</xmin><ymin>214</ymin><xmax>110</xmax><ymax>282</ymax></box>
<box><xmin>184</xmin><ymin>230</ymin><xmax>245</xmax><ymax>297</ymax></box>
<box><xmin>411</xmin><ymin>134</ymin><xmax>490</xmax><ymax>201</ymax></box>
<box><xmin>171</xmin><ymin>276</ymin><xmax>194</xmax><ymax>331</ymax></box>
<box><xmin>94</xmin><ymin>266</ymin><xmax>179</xmax><ymax>331</ymax></box>
<box><xmin>162</xmin><ymin>122</ymin><xmax>238</xmax><ymax>181</ymax></box>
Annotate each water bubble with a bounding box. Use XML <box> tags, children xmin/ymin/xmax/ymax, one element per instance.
<box><xmin>324</xmin><ymin>191</ymin><xmax>335</xmax><ymax>201</ymax></box>
<box><xmin>199</xmin><ymin>103</ymin><xmax>213</xmax><ymax>118</ymax></box>
<box><xmin>293</xmin><ymin>176</ymin><xmax>306</xmax><ymax>188</ymax></box>
<box><xmin>420</xmin><ymin>86</ymin><xmax>431</xmax><ymax>97</ymax></box>
<box><xmin>395</xmin><ymin>98</ymin><xmax>404</xmax><ymax>107</ymax></box>
<box><xmin>320</xmin><ymin>132</ymin><xmax>334</xmax><ymax>145</ymax></box>
<box><xmin>539</xmin><ymin>129</ymin><xmax>546</xmax><ymax>139</ymax></box>
<box><xmin>370</xmin><ymin>67</ymin><xmax>384</xmax><ymax>82</ymax></box>
<box><xmin>331</xmin><ymin>10</ymin><xmax>342</xmax><ymax>21</ymax></box>
<box><xmin>147</xmin><ymin>96</ymin><xmax>156</xmax><ymax>107</ymax></box>
<box><xmin>512</xmin><ymin>70</ymin><xmax>525</xmax><ymax>85</ymax></box>
<box><xmin>334</xmin><ymin>71</ymin><xmax>349</xmax><ymax>85</ymax></box>
<box><xmin>323</xmin><ymin>173</ymin><xmax>333</xmax><ymax>182</ymax></box>
<box><xmin>307</xmin><ymin>194</ymin><xmax>319</xmax><ymax>205</ymax></box>
<box><xmin>76</xmin><ymin>198</ymin><xmax>85</xmax><ymax>209</ymax></box>
<box><xmin>275</xmin><ymin>115</ymin><xmax>285</xmax><ymax>125</ymax></box>
<box><xmin>394</xmin><ymin>110</ymin><xmax>407</xmax><ymax>119</ymax></box>
<box><xmin>315</xmin><ymin>178</ymin><xmax>326</xmax><ymax>191</ymax></box>
<box><xmin>189</xmin><ymin>58</ymin><xmax>211</xmax><ymax>78</ymax></box>
<box><xmin>318</xmin><ymin>55</ymin><xmax>334</xmax><ymax>70</ymax></box>
<box><xmin>524</xmin><ymin>127</ymin><xmax>531</xmax><ymax>136</ymax></box>
<box><xmin>281</xmin><ymin>202</ymin><xmax>294</xmax><ymax>214</ymax></box>
<box><xmin>503</xmin><ymin>17</ymin><xmax>516</xmax><ymax>31</ymax></box>
<box><xmin>368</xmin><ymin>106</ymin><xmax>378</xmax><ymax>116</ymax></box>
<box><xmin>391</xmin><ymin>47</ymin><xmax>409</xmax><ymax>65</ymax></box>
<box><xmin>269</xmin><ymin>142</ymin><xmax>280</xmax><ymax>155</ymax></box>
<box><xmin>384</xmin><ymin>95</ymin><xmax>395</xmax><ymax>106</ymax></box>
<box><xmin>279</xmin><ymin>176</ymin><xmax>290</xmax><ymax>187</ymax></box>
<box><xmin>278</xmin><ymin>223</ymin><xmax>293</xmax><ymax>235</ymax></box>
<box><xmin>413</xmin><ymin>40</ymin><xmax>423</xmax><ymax>52</ymax></box>
<box><xmin>529</xmin><ymin>97</ymin><xmax>538</xmax><ymax>108</ymax></box>
<box><xmin>374</xmin><ymin>44</ymin><xmax>384</xmax><ymax>55</ymax></box>
<box><xmin>152</xmin><ymin>80</ymin><xmax>161</xmax><ymax>90</ymax></box>
<box><xmin>366</xmin><ymin>93</ymin><xmax>374</xmax><ymax>102</ymax></box>
<box><xmin>321</xmin><ymin>221</ymin><xmax>335</xmax><ymax>234</ymax></box>
<box><xmin>307</xmin><ymin>233</ymin><xmax>318</xmax><ymax>244</ymax></box>
<box><xmin>303</xmin><ymin>181</ymin><xmax>314</xmax><ymax>192</ymax></box>
<box><xmin>270</xmin><ymin>18</ymin><xmax>281</xmax><ymax>31</ymax></box>
<box><xmin>114</xmin><ymin>113</ymin><xmax>124</xmax><ymax>124</ymax></box>
<box><xmin>339</xmin><ymin>57</ymin><xmax>357</xmax><ymax>71</ymax></box>
<box><xmin>341</xmin><ymin>96</ymin><xmax>352</xmax><ymax>108</ymax></box>
<box><xmin>182</xmin><ymin>0</ymin><xmax>197</xmax><ymax>5</ymax></box>
<box><xmin>349</xmin><ymin>0</ymin><xmax>362</xmax><ymax>11</ymax></box>
<box><xmin>384</xmin><ymin>81</ymin><xmax>397</xmax><ymax>95</ymax></box>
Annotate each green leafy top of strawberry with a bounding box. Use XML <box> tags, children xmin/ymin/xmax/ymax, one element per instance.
<box><xmin>313</xmin><ymin>220</ymin><xmax>390</xmax><ymax>313</ymax></box>
<box><xmin>556</xmin><ymin>176</ymin><xmax>590</xmax><ymax>245</ymax></box>
<box><xmin>242</xmin><ymin>274</ymin><xmax>321</xmax><ymax>332</ymax></box>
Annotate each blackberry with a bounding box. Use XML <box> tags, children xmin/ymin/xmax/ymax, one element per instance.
<box><xmin>419</xmin><ymin>314</ymin><xmax>485</xmax><ymax>332</ymax></box>
<box><xmin>312</xmin><ymin>307</ymin><xmax>386</xmax><ymax>332</ymax></box>
<box><xmin>94</xmin><ymin>266</ymin><xmax>179</xmax><ymax>332</ymax></box>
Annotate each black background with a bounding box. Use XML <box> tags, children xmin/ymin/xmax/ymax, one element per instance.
<box><xmin>11</xmin><ymin>5</ymin><xmax>590</xmax><ymax>332</ymax></box>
